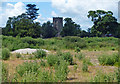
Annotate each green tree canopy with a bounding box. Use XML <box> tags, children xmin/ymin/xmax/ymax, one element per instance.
<box><xmin>41</xmin><ymin>21</ymin><xmax>57</xmax><ymax>38</ymax></box>
<box><xmin>2</xmin><ymin>13</ymin><xmax>41</xmax><ymax>38</ymax></box>
<box><xmin>88</xmin><ymin>10</ymin><xmax>118</xmax><ymax>37</ymax></box>
<box><xmin>26</xmin><ymin>4</ymin><xmax>39</xmax><ymax>20</ymax></box>
<box><xmin>61</xmin><ymin>18</ymin><xmax>81</xmax><ymax>37</ymax></box>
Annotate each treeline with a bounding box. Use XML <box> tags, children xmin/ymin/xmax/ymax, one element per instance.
<box><xmin>2</xmin><ymin>4</ymin><xmax>120</xmax><ymax>38</ymax></box>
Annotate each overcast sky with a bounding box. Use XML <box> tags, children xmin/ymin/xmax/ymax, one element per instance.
<box><xmin>0</xmin><ymin>0</ymin><xmax>119</xmax><ymax>30</ymax></box>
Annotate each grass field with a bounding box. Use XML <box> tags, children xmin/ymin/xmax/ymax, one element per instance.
<box><xmin>1</xmin><ymin>36</ymin><xmax>120</xmax><ymax>82</ymax></box>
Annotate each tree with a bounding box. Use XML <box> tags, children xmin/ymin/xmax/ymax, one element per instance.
<box><xmin>2</xmin><ymin>13</ymin><xmax>41</xmax><ymax>38</ymax></box>
<box><xmin>26</xmin><ymin>4</ymin><xmax>39</xmax><ymax>20</ymax></box>
<box><xmin>41</xmin><ymin>21</ymin><xmax>57</xmax><ymax>38</ymax></box>
<box><xmin>61</xmin><ymin>18</ymin><xmax>81</xmax><ymax>36</ymax></box>
<box><xmin>87</xmin><ymin>10</ymin><xmax>118</xmax><ymax>37</ymax></box>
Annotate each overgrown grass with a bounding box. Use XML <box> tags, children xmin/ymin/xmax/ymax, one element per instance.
<box><xmin>2</xmin><ymin>35</ymin><xmax>118</xmax><ymax>51</ymax></box>
<box><xmin>2</xmin><ymin>63</ymin><xmax>8</xmax><ymax>82</ymax></box>
<box><xmin>98</xmin><ymin>53</ymin><xmax>119</xmax><ymax>66</ymax></box>
<box><xmin>91</xmin><ymin>70</ymin><xmax>117</xmax><ymax>82</ymax></box>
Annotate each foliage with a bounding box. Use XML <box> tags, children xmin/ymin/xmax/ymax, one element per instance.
<box><xmin>2</xmin><ymin>48</ymin><xmax>10</xmax><ymax>60</ymax></box>
<box><xmin>75</xmin><ymin>47</ymin><xmax>81</xmax><ymax>53</ymax></box>
<box><xmin>75</xmin><ymin>53</ymin><xmax>85</xmax><ymax>60</ymax></box>
<box><xmin>91</xmin><ymin>71</ymin><xmax>116</xmax><ymax>82</ymax></box>
<box><xmin>57</xmin><ymin>52</ymin><xmax>73</xmax><ymax>65</ymax></box>
<box><xmin>87</xmin><ymin>10</ymin><xmax>118</xmax><ymax>37</ymax></box>
<box><xmin>26</xmin><ymin>4</ymin><xmax>39</xmax><ymax>20</ymax></box>
<box><xmin>42</xmin><ymin>21</ymin><xmax>57</xmax><ymax>38</ymax></box>
<box><xmin>40</xmin><ymin>59</ymin><xmax>46</xmax><ymax>67</ymax></box>
<box><xmin>47</xmin><ymin>54</ymin><xmax>59</xmax><ymax>66</ymax></box>
<box><xmin>2</xmin><ymin>13</ymin><xmax>41</xmax><ymax>38</ymax></box>
<box><xmin>63</xmin><ymin>36</ymin><xmax>87</xmax><ymax>49</ymax></box>
<box><xmin>62</xmin><ymin>52</ymin><xmax>73</xmax><ymax>65</ymax></box>
<box><xmin>21</xmin><ymin>71</ymin><xmax>37</xmax><ymax>82</ymax></box>
<box><xmin>16</xmin><ymin>62</ymin><xmax>40</xmax><ymax>77</ymax></box>
<box><xmin>34</xmin><ymin>49</ymin><xmax>46</xmax><ymax>58</ymax></box>
<box><xmin>2</xmin><ymin>63</ymin><xmax>8</xmax><ymax>82</ymax></box>
<box><xmin>16</xmin><ymin>53</ymin><xmax>21</xmax><ymax>58</ymax></box>
<box><xmin>54</xmin><ymin>60</ymin><xmax>69</xmax><ymax>81</ymax></box>
<box><xmin>82</xmin><ymin>61</ymin><xmax>88</xmax><ymax>72</ymax></box>
<box><xmin>116</xmin><ymin>67</ymin><xmax>120</xmax><ymax>82</ymax></box>
<box><xmin>83</xmin><ymin>58</ymin><xmax>93</xmax><ymax>66</ymax></box>
<box><xmin>2</xmin><ymin>36</ymin><xmax>118</xmax><ymax>51</ymax></box>
<box><xmin>61</xmin><ymin>18</ymin><xmax>81</xmax><ymax>36</ymax></box>
<box><xmin>98</xmin><ymin>53</ymin><xmax>118</xmax><ymax>65</ymax></box>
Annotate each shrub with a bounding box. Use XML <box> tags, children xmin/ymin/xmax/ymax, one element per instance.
<box><xmin>16</xmin><ymin>62</ymin><xmax>40</xmax><ymax>77</ymax></box>
<box><xmin>16</xmin><ymin>53</ymin><xmax>21</xmax><ymax>58</ymax></box>
<box><xmin>54</xmin><ymin>60</ymin><xmax>69</xmax><ymax>81</ymax></box>
<box><xmin>2</xmin><ymin>48</ymin><xmax>10</xmax><ymax>60</ymax></box>
<box><xmin>34</xmin><ymin>49</ymin><xmax>46</xmax><ymax>58</ymax></box>
<box><xmin>98</xmin><ymin>53</ymin><xmax>118</xmax><ymax>66</ymax></box>
<box><xmin>75</xmin><ymin>47</ymin><xmax>80</xmax><ymax>53</ymax></box>
<box><xmin>63</xmin><ymin>36</ymin><xmax>87</xmax><ymax>49</ymax></box>
<box><xmin>47</xmin><ymin>54</ymin><xmax>59</xmax><ymax>66</ymax></box>
<box><xmin>61</xmin><ymin>52</ymin><xmax>73</xmax><ymax>65</ymax></box>
<box><xmin>75</xmin><ymin>53</ymin><xmax>85</xmax><ymax>60</ymax></box>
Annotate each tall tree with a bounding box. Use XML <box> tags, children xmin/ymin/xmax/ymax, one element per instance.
<box><xmin>87</xmin><ymin>10</ymin><xmax>118</xmax><ymax>37</ymax></box>
<box><xmin>2</xmin><ymin>13</ymin><xmax>41</xmax><ymax>38</ymax></box>
<box><xmin>26</xmin><ymin>4</ymin><xmax>39</xmax><ymax>20</ymax></box>
<box><xmin>61</xmin><ymin>18</ymin><xmax>81</xmax><ymax>36</ymax></box>
<box><xmin>42</xmin><ymin>21</ymin><xmax>57</xmax><ymax>38</ymax></box>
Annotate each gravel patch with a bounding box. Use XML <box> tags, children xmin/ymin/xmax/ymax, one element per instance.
<box><xmin>11</xmin><ymin>48</ymin><xmax>50</xmax><ymax>54</ymax></box>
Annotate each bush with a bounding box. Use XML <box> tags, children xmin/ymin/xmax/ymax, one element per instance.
<box><xmin>47</xmin><ymin>54</ymin><xmax>59</xmax><ymax>66</ymax></box>
<box><xmin>75</xmin><ymin>47</ymin><xmax>80</xmax><ymax>53</ymax></box>
<box><xmin>63</xmin><ymin>36</ymin><xmax>87</xmax><ymax>49</ymax></box>
<box><xmin>75</xmin><ymin>53</ymin><xmax>85</xmax><ymax>60</ymax></box>
<box><xmin>34</xmin><ymin>49</ymin><xmax>46</xmax><ymax>58</ymax></box>
<box><xmin>16</xmin><ymin>62</ymin><xmax>40</xmax><ymax>77</ymax></box>
<box><xmin>61</xmin><ymin>52</ymin><xmax>73</xmax><ymax>65</ymax></box>
<box><xmin>2</xmin><ymin>48</ymin><xmax>10</xmax><ymax>60</ymax></box>
<box><xmin>16</xmin><ymin>53</ymin><xmax>21</xmax><ymax>58</ymax></box>
<box><xmin>98</xmin><ymin>53</ymin><xmax>118</xmax><ymax>66</ymax></box>
<box><xmin>54</xmin><ymin>60</ymin><xmax>69</xmax><ymax>81</ymax></box>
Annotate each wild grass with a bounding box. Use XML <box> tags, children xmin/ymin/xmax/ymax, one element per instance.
<box><xmin>98</xmin><ymin>53</ymin><xmax>119</xmax><ymax>66</ymax></box>
<box><xmin>2</xmin><ymin>35</ymin><xmax>118</xmax><ymax>51</ymax></box>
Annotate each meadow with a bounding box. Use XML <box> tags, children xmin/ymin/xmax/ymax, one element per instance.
<box><xmin>1</xmin><ymin>35</ymin><xmax>120</xmax><ymax>82</ymax></box>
